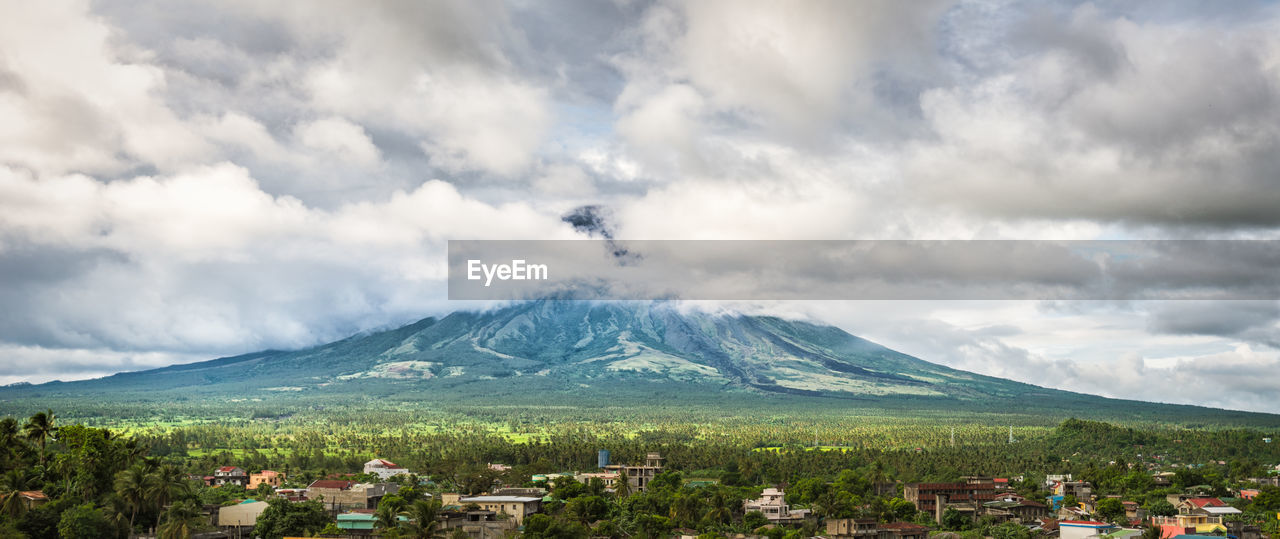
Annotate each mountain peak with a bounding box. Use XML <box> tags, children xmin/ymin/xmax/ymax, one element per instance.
<box><xmin>5</xmin><ymin>301</ymin><xmax>1054</xmax><ymax>403</ymax></box>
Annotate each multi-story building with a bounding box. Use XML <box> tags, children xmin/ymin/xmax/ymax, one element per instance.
<box><xmin>248</xmin><ymin>470</ymin><xmax>284</xmax><ymax>490</ymax></box>
<box><xmin>213</xmin><ymin>466</ymin><xmax>248</xmax><ymax>487</ymax></box>
<box><xmin>602</xmin><ymin>452</ymin><xmax>666</xmax><ymax>492</ymax></box>
<box><xmin>457</xmin><ymin>495</ymin><xmax>542</xmax><ymax>525</ymax></box>
<box><xmin>1060</xmin><ymin>520</ymin><xmax>1117</xmax><ymax>539</ymax></box>
<box><xmin>743</xmin><ymin>487</ymin><xmax>811</xmax><ymax>525</ymax></box>
<box><xmin>364</xmin><ymin>458</ymin><xmax>409</xmax><ymax>480</ymax></box>
<box><xmin>904</xmin><ymin>480</ymin><xmax>997</xmax><ymax>522</ymax></box>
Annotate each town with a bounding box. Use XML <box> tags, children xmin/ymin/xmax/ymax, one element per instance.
<box><xmin>3</xmin><ymin>411</ymin><xmax>1279</xmax><ymax>539</ymax></box>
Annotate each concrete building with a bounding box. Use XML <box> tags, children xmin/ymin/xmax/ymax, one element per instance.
<box><xmin>457</xmin><ymin>495</ymin><xmax>542</xmax><ymax>525</ymax></box>
<box><xmin>1150</xmin><ymin>514</ymin><xmax>1228</xmax><ymax>538</ymax></box>
<box><xmin>248</xmin><ymin>470</ymin><xmax>284</xmax><ymax>490</ymax></box>
<box><xmin>602</xmin><ymin>452</ymin><xmax>666</xmax><ymax>492</ymax></box>
<box><xmin>441</xmin><ymin>509</ymin><xmax>520</xmax><ymax>539</ymax></box>
<box><xmin>743</xmin><ymin>487</ymin><xmax>811</xmax><ymax>525</ymax></box>
<box><xmin>217</xmin><ymin>500</ymin><xmax>268</xmax><ymax>531</ymax></box>
<box><xmin>336</xmin><ymin>509</ymin><xmax>408</xmax><ymax>531</ymax></box>
<box><xmin>1060</xmin><ymin>520</ymin><xmax>1118</xmax><ymax>539</ymax></box>
<box><xmin>575</xmin><ymin>471</ymin><xmax>620</xmax><ymax>489</ymax></box>
<box><xmin>904</xmin><ymin>481</ymin><xmax>997</xmax><ymax>522</ymax></box>
<box><xmin>212</xmin><ymin>466</ymin><xmax>248</xmax><ymax>487</ymax></box>
<box><xmin>827</xmin><ymin>518</ymin><xmax>879</xmax><ymax>538</ymax></box>
<box><xmin>364</xmin><ymin>458</ymin><xmax>409</xmax><ymax>480</ymax></box>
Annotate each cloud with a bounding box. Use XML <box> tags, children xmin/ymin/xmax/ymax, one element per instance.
<box><xmin>0</xmin><ymin>161</ymin><xmax>574</xmax><ymax>360</ymax></box>
<box><xmin>906</xmin><ymin>3</ymin><xmax>1280</xmax><ymax>227</ymax></box>
<box><xmin>2</xmin><ymin>0</ymin><xmax>1280</xmax><ymax>413</ymax></box>
<box><xmin>293</xmin><ymin>117</ymin><xmax>381</xmax><ymax>166</ymax></box>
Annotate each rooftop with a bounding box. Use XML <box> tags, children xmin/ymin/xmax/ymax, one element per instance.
<box><xmin>459</xmin><ymin>496</ymin><xmax>542</xmax><ymax>503</ymax></box>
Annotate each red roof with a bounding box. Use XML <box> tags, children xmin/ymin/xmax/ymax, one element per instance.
<box><xmin>1186</xmin><ymin>498</ymin><xmax>1225</xmax><ymax>508</ymax></box>
<box><xmin>369</xmin><ymin>458</ymin><xmax>400</xmax><ymax>467</ymax></box>
<box><xmin>308</xmin><ymin>480</ymin><xmax>358</xmax><ymax>490</ymax></box>
<box><xmin>217</xmin><ymin>466</ymin><xmax>243</xmax><ymax>473</ymax></box>
<box><xmin>994</xmin><ymin>478</ymin><xmax>1009</xmax><ymax>483</ymax></box>
<box><xmin>19</xmin><ymin>491</ymin><xmax>48</xmax><ymax>501</ymax></box>
<box><xmin>1060</xmin><ymin>520</ymin><xmax>1112</xmax><ymax>526</ymax></box>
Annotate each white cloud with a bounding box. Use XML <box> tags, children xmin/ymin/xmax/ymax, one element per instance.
<box><xmin>293</xmin><ymin>117</ymin><xmax>381</xmax><ymax>166</ymax></box>
<box><xmin>0</xmin><ymin>1</ymin><xmax>209</xmax><ymax>176</ymax></box>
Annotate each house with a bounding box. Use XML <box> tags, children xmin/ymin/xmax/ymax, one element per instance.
<box><xmin>983</xmin><ymin>498</ymin><xmax>1049</xmax><ymax>522</ymax></box>
<box><xmin>1055</xmin><ymin>481</ymin><xmax>1094</xmax><ymax>501</ymax></box>
<box><xmin>575</xmin><ymin>471</ymin><xmax>620</xmax><ymax>489</ymax></box>
<box><xmin>1</xmin><ymin>491</ymin><xmax>49</xmax><ymax>512</ymax></box>
<box><xmin>307</xmin><ymin>479</ymin><xmax>361</xmax><ymax>511</ymax></box>
<box><xmin>601</xmin><ymin>452</ymin><xmax>666</xmax><ymax>492</ymax></box>
<box><xmin>827</xmin><ymin>518</ymin><xmax>880</xmax><ymax>538</ymax></box>
<box><xmin>248</xmin><ymin>470</ymin><xmax>284</xmax><ymax>490</ymax></box>
<box><xmin>364</xmin><ymin>458</ymin><xmax>409</xmax><ymax>480</ymax></box>
<box><xmin>440</xmin><ymin>508</ymin><xmax>520</xmax><ymax>539</ymax></box>
<box><xmin>1058</xmin><ymin>506</ymin><xmax>1091</xmax><ymax>521</ymax></box>
<box><xmin>456</xmin><ymin>495</ymin><xmax>542</xmax><ymax>525</ymax></box>
<box><xmin>1060</xmin><ymin>520</ymin><xmax>1118</xmax><ymax>539</ymax></box>
<box><xmin>905</xmin><ymin>481</ymin><xmax>996</xmax><ymax>522</ymax></box>
<box><xmin>337</xmin><ymin>509</ymin><xmax>408</xmax><ymax>531</ymax></box>
<box><xmin>825</xmin><ymin>519</ymin><xmax>928</xmax><ymax>539</ymax></box>
<box><xmin>307</xmin><ymin>480</ymin><xmax>401</xmax><ymax>511</ymax></box>
<box><xmin>743</xmin><ymin>487</ymin><xmax>811</xmax><ymax>525</ymax></box>
<box><xmin>1046</xmin><ymin>475</ymin><xmax>1074</xmax><ymax>488</ymax></box>
<box><xmin>275</xmin><ymin>488</ymin><xmax>306</xmax><ymax>501</ymax></box>
<box><xmin>213</xmin><ymin>466</ymin><xmax>248</xmax><ymax>487</ymax></box>
<box><xmin>1177</xmin><ymin>497</ymin><xmax>1225</xmax><ymax>512</ymax></box>
<box><xmin>491</xmin><ymin>487</ymin><xmax>544</xmax><ymax>497</ymax></box>
<box><xmin>217</xmin><ymin>500</ymin><xmax>268</xmax><ymax>529</ymax></box>
<box><xmin>487</xmin><ymin>463</ymin><xmax>511</xmax><ymax>472</ymax></box>
<box><xmin>1150</xmin><ymin>514</ymin><xmax>1227</xmax><ymax>538</ymax></box>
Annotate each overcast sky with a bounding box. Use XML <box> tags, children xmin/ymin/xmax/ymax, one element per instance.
<box><xmin>1</xmin><ymin>0</ymin><xmax>1278</xmax><ymax>412</ymax></box>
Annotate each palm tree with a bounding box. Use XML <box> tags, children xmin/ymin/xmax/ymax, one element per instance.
<box><xmin>157</xmin><ymin>500</ymin><xmax>203</xmax><ymax>539</ymax></box>
<box><xmin>0</xmin><ymin>418</ymin><xmax>19</xmax><ymax>465</ymax></box>
<box><xmin>704</xmin><ymin>493</ymin><xmax>733</xmax><ymax>525</ymax></box>
<box><xmin>375</xmin><ymin>503</ymin><xmax>403</xmax><ymax>534</ymax></box>
<box><xmin>21</xmin><ymin>409</ymin><xmax>56</xmax><ymax>465</ymax></box>
<box><xmin>0</xmin><ymin>469</ymin><xmax>31</xmax><ymax>519</ymax></box>
<box><xmin>115</xmin><ymin>462</ymin><xmax>155</xmax><ymax>532</ymax></box>
<box><xmin>615</xmin><ymin>475</ymin><xmax>633</xmax><ymax>499</ymax></box>
<box><xmin>150</xmin><ymin>464</ymin><xmax>192</xmax><ymax>530</ymax></box>
<box><xmin>401</xmin><ymin>499</ymin><xmax>442</xmax><ymax>539</ymax></box>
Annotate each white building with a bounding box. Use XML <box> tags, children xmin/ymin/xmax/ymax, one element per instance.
<box><xmin>364</xmin><ymin>458</ymin><xmax>409</xmax><ymax>479</ymax></box>
<box><xmin>744</xmin><ymin>487</ymin><xmax>811</xmax><ymax>524</ymax></box>
<box><xmin>1060</xmin><ymin>520</ymin><xmax>1117</xmax><ymax>539</ymax></box>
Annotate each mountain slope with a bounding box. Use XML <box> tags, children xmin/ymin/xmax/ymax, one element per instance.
<box><xmin>3</xmin><ymin>301</ymin><xmax>1059</xmax><ymax>400</ymax></box>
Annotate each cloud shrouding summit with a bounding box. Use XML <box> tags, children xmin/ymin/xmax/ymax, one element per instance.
<box><xmin>1</xmin><ymin>0</ymin><xmax>1278</xmax><ymax>411</ymax></box>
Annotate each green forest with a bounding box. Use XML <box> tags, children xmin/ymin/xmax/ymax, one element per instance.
<box><xmin>3</xmin><ymin>405</ymin><xmax>1280</xmax><ymax>538</ymax></box>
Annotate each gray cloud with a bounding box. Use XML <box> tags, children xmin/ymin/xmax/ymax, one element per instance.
<box><xmin>2</xmin><ymin>0</ymin><xmax>1280</xmax><ymax>410</ymax></box>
